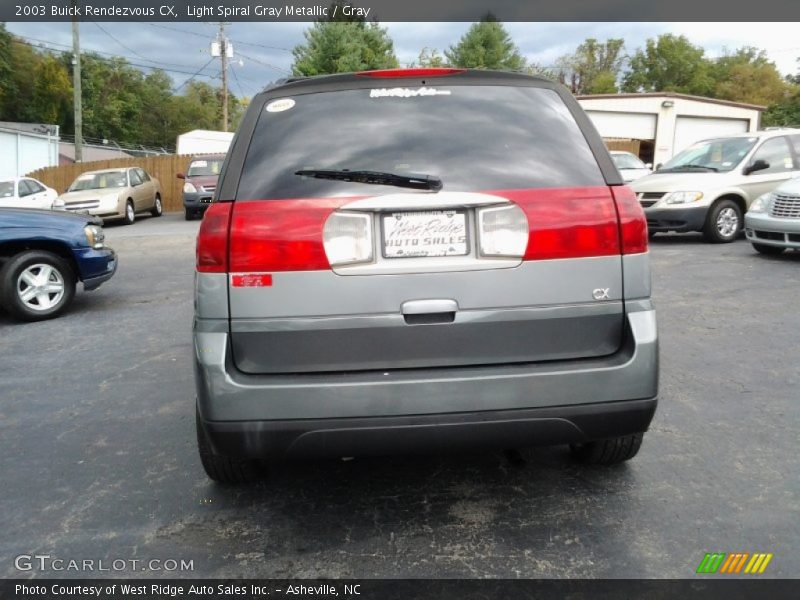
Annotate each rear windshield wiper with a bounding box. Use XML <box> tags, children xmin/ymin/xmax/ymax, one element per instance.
<box><xmin>660</xmin><ymin>164</ymin><xmax>719</xmax><ymax>172</ymax></box>
<box><xmin>295</xmin><ymin>169</ymin><xmax>443</xmax><ymax>192</ymax></box>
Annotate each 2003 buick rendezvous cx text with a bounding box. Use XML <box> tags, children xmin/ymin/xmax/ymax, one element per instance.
<box><xmin>192</xmin><ymin>69</ymin><xmax>659</xmax><ymax>483</ymax></box>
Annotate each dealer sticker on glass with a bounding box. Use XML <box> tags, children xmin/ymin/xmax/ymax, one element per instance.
<box><xmin>382</xmin><ymin>211</ymin><xmax>468</xmax><ymax>258</ymax></box>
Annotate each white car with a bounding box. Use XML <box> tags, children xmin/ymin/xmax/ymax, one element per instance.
<box><xmin>610</xmin><ymin>151</ymin><xmax>652</xmax><ymax>182</ymax></box>
<box><xmin>0</xmin><ymin>177</ymin><xmax>61</xmax><ymax>210</ymax></box>
<box><xmin>745</xmin><ymin>177</ymin><xmax>800</xmax><ymax>254</ymax></box>
<box><xmin>632</xmin><ymin>129</ymin><xmax>800</xmax><ymax>243</ymax></box>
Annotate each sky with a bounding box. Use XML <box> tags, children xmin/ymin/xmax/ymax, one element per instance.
<box><xmin>7</xmin><ymin>21</ymin><xmax>800</xmax><ymax>98</ymax></box>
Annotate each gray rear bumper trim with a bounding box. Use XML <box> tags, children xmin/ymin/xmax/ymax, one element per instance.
<box><xmin>194</xmin><ymin>307</ymin><xmax>658</xmax><ymax>421</ymax></box>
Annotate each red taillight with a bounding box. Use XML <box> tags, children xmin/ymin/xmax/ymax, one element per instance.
<box><xmin>196</xmin><ymin>202</ymin><xmax>232</xmax><ymax>273</ymax></box>
<box><xmin>356</xmin><ymin>68</ymin><xmax>465</xmax><ymax>78</ymax></box>
<box><xmin>611</xmin><ymin>186</ymin><xmax>648</xmax><ymax>254</ymax></box>
<box><xmin>229</xmin><ymin>199</ymin><xmax>351</xmax><ymax>272</ymax></box>
<box><xmin>494</xmin><ymin>187</ymin><xmax>621</xmax><ymax>260</ymax></box>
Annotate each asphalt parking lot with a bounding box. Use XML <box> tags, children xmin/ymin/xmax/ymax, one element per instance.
<box><xmin>0</xmin><ymin>213</ymin><xmax>798</xmax><ymax>579</ymax></box>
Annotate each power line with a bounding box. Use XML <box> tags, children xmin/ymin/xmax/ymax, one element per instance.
<box><xmin>146</xmin><ymin>22</ymin><xmax>293</xmax><ymax>53</ymax></box>
<box><xmin>236</xmin><ymin>50</ymin><xmax>291</xmax><ymax>74</ymax></box>
<box><xmin>11</xmin><ymin>36</ymin><xmax>219</xmax><ymax>80</ymax></box>
<box><xmin>230</xmin><ymin>63</ymin><xmax>249</xmax><ymax>98</ymax></box>
<box><xmin>231</xmin><ymin>39</ymin><xmax>292</xmax><ymax>53</ymax></box>
<box><xmin>91</xmin><ymin>21</ymin><xmax>211</xmax><ymax>72</ymax></box>
<box><xmin>146</xmin><ymin>23</ymin><xmax>211</xmax><ymax>39</ymax></box>
<box><xmin>172</xmin><ymin>57</ymin><xmax>217</xmax><ymax>93</ymax></box>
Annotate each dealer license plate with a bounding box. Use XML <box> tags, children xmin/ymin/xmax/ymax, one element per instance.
<box><xmin>382</xmin><ymin>211</ymin><xmax>468</xmax><ymax>258</ymax></box>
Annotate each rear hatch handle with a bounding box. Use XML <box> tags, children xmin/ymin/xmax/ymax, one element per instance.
<box><xmin>401</xmin><ymin>299</ymin><xmax>458</xmax><ymax>325</ymax></box>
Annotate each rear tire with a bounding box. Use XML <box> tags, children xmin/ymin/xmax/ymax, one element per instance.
<box><xmin>703</xmin><ymin>199</ymin><xmax>741</xmax><ymax>243</ymax></box>
<box><xmin>570</xmin><ymin>433</ymin><xmax>644</xmax><ymax>465</ymax></box>
<box><xmin>150</xmin><ymin>194</ymin><xmax>163</xmax><ymax>217</ymax></box>
<box><xmin>196</xmin><ymin>409</ymin><xmax>262</xmax><ymax>484</ymax></box>
<box><xmin>123</xmin><ymin>200</ymin><xmax>135</xmax><ymax>225</ymax></box>
<box><xmin>0</xmin><ymin>250</ymin><xmax>76</xmax><ymax>321</ymax></box>
<box><xmin>752</xmin><ymin>243</ymin><xmax>785</xmax><ymax>255</ymax></box>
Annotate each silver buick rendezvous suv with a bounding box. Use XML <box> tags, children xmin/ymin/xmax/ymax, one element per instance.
<box><xmin>193</xmin><ymin>69</ymin><xmax>659</xmax><ymax>483</ymax></box>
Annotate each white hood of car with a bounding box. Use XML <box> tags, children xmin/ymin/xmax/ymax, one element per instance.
<box><xmin>631</xmin><ymin>171</ymin><xmax>724</xmax><ymax>193</ymax></box>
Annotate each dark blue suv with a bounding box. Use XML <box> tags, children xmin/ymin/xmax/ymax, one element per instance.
<box><xmin>0</xmin><ymin>208</ymin><xmax>117</xmax><ymax>321</ymax></box>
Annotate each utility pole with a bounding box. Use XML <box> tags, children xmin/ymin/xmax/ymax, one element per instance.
<box><xmin>219</xmin><ymin>23</ymin><xmax>229</xmax><ymax>132</ymax></box>
<box><xmin>71</xmin><ymin>0</ymin><xmax>83</xmax><ymax>161</ymax></box>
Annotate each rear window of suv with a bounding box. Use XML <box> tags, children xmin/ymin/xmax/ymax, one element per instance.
<box><xmin>235</xmin><ymin>85</ymin><xmax>605</xmax><ymax>199</ymax></box>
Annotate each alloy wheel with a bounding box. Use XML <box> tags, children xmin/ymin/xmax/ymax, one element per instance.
<box><xmin>716</xmin><ymin>207</ymin><xmax>739</xmax><ymax>238</ymax></box>
<box><xmin>16</xmin><ymin>264</ymin><xmax>65</xmax><ymax>311</ymax></box>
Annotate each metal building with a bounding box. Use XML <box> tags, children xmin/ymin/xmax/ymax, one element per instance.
<box><xmin>0</xmin><ymin>121</ymin><xmax>60</xmax><ymax>179</ymax></box>
<box><xmin>577</xmin><ymin>93</ymin><xmax>764</xmax><ymax>167</ymax></box>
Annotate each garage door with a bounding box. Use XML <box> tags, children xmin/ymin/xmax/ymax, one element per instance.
<box><xmin>673</xmin><ymin>117</ymin><xmax>749</xmax><ymax>155</ymax></box>
<box><xmin>585</xmin><ymin>111</ymin><xmax>657</xmax><ymax>140</ymax></box>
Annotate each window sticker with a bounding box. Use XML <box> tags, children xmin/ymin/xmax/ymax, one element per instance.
<box><xmin>192</xmin><ymin>160</ymin><xmax>208</xmax><ymax>168</ymax></box>
<box><xmin>370</xmin><ymin>87</ymin><xmax>452</xmax><ymax>98</ymax></box>
<box><xmin>266</xmin><ymin>98</ymin><xmax>296</xmax><ymax>112</ymax></box>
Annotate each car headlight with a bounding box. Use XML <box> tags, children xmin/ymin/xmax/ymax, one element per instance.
<box><xmin>184</xmin><ymin>182</ymin><xmax>197</xmax><ymax>193</ymax></box>
<box><xmin>663</xmin><ymin>191</ymin><xmax>704</xmax><ymax>204</ymax></box>
<box><xmin>84</xmin><ymin>225</ymin><xmax>105</xmax><ymax>249</ymax></box>
<box><xmin>748</xmin><ymin>193</ymin><xmax>772</xmax><ymax>213</ymax></box>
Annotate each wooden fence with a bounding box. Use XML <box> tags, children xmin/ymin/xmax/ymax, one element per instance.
<box><xmin>604</xmin><ymin>138</ymin><xmax>642</xmax><ymax>156</ymax></box>
<box><xmin>27</xmin><ymin>155</ymin><xmax>197</xmax><ymax>213</ymax></box>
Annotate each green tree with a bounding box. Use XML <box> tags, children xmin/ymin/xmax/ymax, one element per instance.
<box><xmin>588</xmin><ymin>71</ymin><xmax>618</xmax><ymax>94</ymax></box>
<box><xmin>0</xmin><ymin>24</ymin><xmax>14</xmax><ymax>117</ymax></box>
<box><xmin>0</xmin><ymin>28</ymin><xmax>247</xmax><ymax>150</ymax></box>
<box><xmin>763</xmin><ymin>86</ymin><xmax>800</xmax><ymax>127</ymax></box>
<box><xmin>712</xmin><ymin>48</ymin><xmax>788</xmax><ymax>106</ymax></box>
<box><xmin>292</xmin><ymin>2</ymin><xmax>398</xmax><ymax>75</ymax></box>
<box><xmin>445</xmin><ymin>15</ymin><xmax>526</xmax><ymax>71</ymax></box>
<box><xmin>414</xmin><ymin>47</ymin><xmax>446</xmax><ymax>68</ymax></box>
<box><xmin>557</xmin><ymin>38</ymin><xmax>625</xmax><ymax>94</ymax></box>
<box><xmin>525</xmin><ymin>63</ymin><xmax>559</xmax><ymax>80</ymax></box>
<box><xmin>171</xmin><ymin>81</ymin><xmax>221</xmax><ymax>133</ymax></box>
<box><xmin>622</xmin><ymin>34</ymin><xmax>714</xmax><ymax>96</ymax></box>
<box><xmin>78</xmin><ymin>54</ymin><xmax>146</xmax><ymax>142</ymax></box>
<box><xmin>137</xmin><ymin>70</ymin><xmax>178</xmax><ymax>147</ymax></box>
<box><xmin>30</xmin><ymin>54</ymin><xmax>72</xmax><ymax>126</ymax></box>
<box><xmin>3</xmin><ymin>33</ymin><xmax>40</xmax><ymax>123</ymax></box>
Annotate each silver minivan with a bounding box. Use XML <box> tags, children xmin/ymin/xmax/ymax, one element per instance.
<box><xmin>632</xmin><ymin>129</ymin><xmax>800</xmax><ymax>242</ymax></box>
<box><xmin>193</xmin><ymin>69</ymin><xmax>658</xmax><ymax>483</ymax></box>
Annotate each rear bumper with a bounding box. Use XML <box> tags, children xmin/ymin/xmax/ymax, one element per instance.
<box><xmin>644</xmin><ymin>205</ymin><xmax>707</xmax><ymax>232</ymax></box>
<box><xmin>194</xmin><ymin>303</ymin><xmax>658</xmax><ymax>458</ymax></box>
<box><xmin>200</xmin><ymin>398</ymin><xmax>657</xmax><ymax>459</ymax></box>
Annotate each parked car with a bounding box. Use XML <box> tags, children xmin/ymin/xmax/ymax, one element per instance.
<box><xmin>0</xmin><ymin>208</ymin><xmax>117</xmax><ymax>321</ymax></box>
<box><xmin>59</xmin><ymin>167</ymin><xmax>162</xmax><ymax>224</ymax></box>
<box><xmin>745</xmin><ymin>177</ymin><xmax>800</xmax><ymax>254</ymax></box>
<box><xmin>177</xmin><ymin>154</ymin><xmax>225</xmax><ymax>220</ymax></box>
<box><xmin>610</xmin><ymin>151</ymin><xmax>652</xmax><ymax>182</ymax></box>
<box><xmin>0</xmin><ymin>177</ymin><xmax>62</xmax><ymax>210</ymax></box>
<box><xmin>631</xmin><ymin>129</ymin><xmax>800</xmax><ymax>242</ymax></box>
<box><xmin>193</xmin><ymin>68</ymin><xmax>658</xmax><ymax>483</ymax></box>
